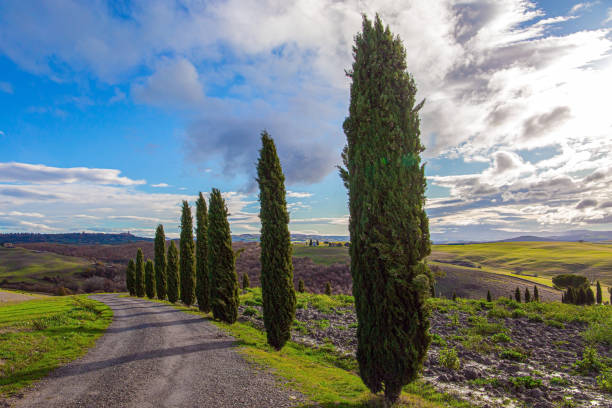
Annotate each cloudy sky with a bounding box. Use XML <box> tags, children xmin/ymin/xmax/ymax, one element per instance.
<box><xmin>1</xmin><ymin>0</ymin><xmax>611</xmax><ymax>241</ymax></box>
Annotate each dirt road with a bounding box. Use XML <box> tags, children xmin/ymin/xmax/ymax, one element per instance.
<box><xmin>11</xmin><ymin>294</ymin><xmax>302</xmax><ymax>408</ymax></box>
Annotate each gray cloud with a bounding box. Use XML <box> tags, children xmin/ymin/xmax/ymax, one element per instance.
<box><xmin>492</xmin><ymin>151</ymin><xmax>519</xmax><ymax>174</ymax></box>
<box><xmin>522</xmin><ymin>106</ymin><xmax>571</xmax><ymax>141</ymax></box>
<box><xmin>0</xmin><ymin>188</ymin><xmax>60</xmax><ymax>200</ymax></box>
<box><xmin>599</xmin><ymin>201</ymin><xmax>612</xmax><ymax>208</ymax></box>
<box><xmin>576</xmin><ymin>199</ymin><xmax>598</xmax><ymax>209</ymax></box>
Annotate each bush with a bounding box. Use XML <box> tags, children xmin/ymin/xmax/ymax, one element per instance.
<box><xmin>573</xmin><ymin>346</ymin><xmax>605</xmax><ymax>375</ymax></box>
<box><xmin>545</xmin><ymin>319</ymin><xmax>564</xmax><ymax>329</ymax></box>
<box><xmin>491</xmin><ymin>333</ymin><xmax>511</xmax><ymax>343</ymax></box>
<box><xmin>549</xmin><ymin>377</ymin><xmax>569</xmax><ymax>386</ymax></box>
<box><xmin>439</xmin><ymin>347</ymin><xmax>460</xmax><ymax>370</ymax></box>
<box><xmin>243</xmin><ymin>306</ymin><xmax>258</xmax><ymax>317</ymax></box>
<box><xmin>511</xmin><ymin>309</ymin><xmax>527</xmax><ymax>318</ymax></box>
<box><xmin>500</xmin><ymin>348</ymin><xmax>526</xmax><ymax>361</ymax></box>
<box><xmin>509</xmin><ymin>376</ymin><xmax>541</xmax><ymax>389</ymax></box>
<box><xmin>431</xmin><ymin>333</ymin><xmax>447</xmax><ymax>347</ymax></box>
<box><xmin>488</xmin><ymin>307</ymin><xmax>511</xmax><ymax>319</ymax></box>
<box><xmin>596</xmin><ymin>369</ymin><xmax>612</xmax><ymax>392</ymax></box>
<box><xmin>528</xmin><ymin>313</ymin><xmax>544</xmax><ymax>323</ymax></box>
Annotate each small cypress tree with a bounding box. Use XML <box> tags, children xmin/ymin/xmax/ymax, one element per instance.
<box><xmin>167</xmin><ymin>241</ymin><xmax>180</xmax><ymax>303</ymax></box>
<box><xmin>515</xmin><ymin>287</ymin><xmax>521</xmax><ymax>303</ymax></box>
<box><xmin>195</xmin><ymin>192</ymin><xmax>210</xmax><ymax>312</ymax></box>
<box><xmin>135</xmin><ymin>248</ymin><xmax>145</xmax><ymax>297</ymax></box>
<box><xmin>340</xmin><ymin>15</ymin><xmax>432</xmax><ymax>403</ymax></box>
<box><xmin>566</xmin><ymin>287</ymin><xmax>576</xmax><ymax>304</ymax></box>
<box><xmin>208</xmin><ymin>188</ymin><xmax>239</xmax><ymax>323</ymax></box>
<box><xmin>578</xmin><ymin>287</ymin><xmax>587</xmax><ymax>305</ymax></box>
<box><xmin>257</xmin><ymin>131</ymin><xmax>296</xmax><ymax>350</ymax></box>
<box><xmin>145</xmin><ymin>259</ymin><xmax>155</xmax><ymax>299</ymax></box>
<box><xmin>533</xmin><ymin>285</ymin><xmax>539</xmax><ymax>302</ymax></box>
<box><xmin>561</xmin><ymin>292</ymin><xmax>565</xmax><ymax>303</ymax></box>
<box><xmin>325</xmin><ymin>282</ymin><xmax>332</xmax><ymax>296</ymax></box>
<box><xmin>242</xmin><ymin>273</ymin><xmax>250</xmax><ymax>290</ymax></box>
<box><xmin>154</xmin><ymin>224</ymin><xmax>167</xmax><ymax>300</ymax></box>
<box><xmin>586</xmin><ymin>287</ymin><xmax>595</xmax><ymax>305</ymax></box>
<box><xmin>298</xmin><ymin>279</ymin><xmax>305</xmax><ymax>293</ymax></box>
<box><xmin>486</xmin><ymin>290</ymin><xmax>492</xmax><ymax>302</ymax></box>
<box><xmin>180</xmin><ymin>201</ymin><xmax>196</xmax><ymax>306</ymax></box>
<box><xmin>524</xmin><ymin>287</ymin><xmax>531</xmax><ymax>303</ymax></box>
<box><xmin>126</xmin><ymin>259</ymin><xmax>136</xmax><ymax>296</ymax></box>
<box><xmin>452</xmin><ymin>291</ymin><xmax>457</xmax><ymax>301</ymax></box>
<box><xmin>596</xmin><ymin>281</ymin><xmax>602</xmax><ymax>304</ymax></box>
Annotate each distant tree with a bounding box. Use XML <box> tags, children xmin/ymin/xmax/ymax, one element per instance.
<box><xmin>179</xmin><ymin>201</ymin><xmax>196</xmax><ymax>306</ymax></box>
<box><xmin>242</xmin><ymin>273</ymin><xmax>250</xmax><ymax>290</ymax></box>
<box><xmin>486</xmin><ymin>290</ymin><xmax>492</xmax><ymax>302</ymax></box>
<box><xmin>339</xmin><ymin>15</ymin><xmax>432</xmax><ymax>404</ymax></box>
<box><xmin>552</xmin><ymin>274</ymin><xmax>589</xmax><ymax>290</ymax></box>
<box><xmin>586</xmin><ymin>287</ymin><xmax>595</xmax><ymax>305</ymax></box>
<box><xmin>145</xmin><ymin>259</ymin><xmax>155</xmax><ymax>299</ymax></box>
<box><xmin>208</xmin><ymin>188</ymin><xmax>239</xmax><ymax>323</ymax></box>
<box><xmin>452</xmin><ymin>291</ymin><xmax>457</xmax><ymax>301</ymax></box>
<box><xmin>257</xmin><ymin>131</ymin><xmax>296</xmax><ymax>350</ymax></box>
<box><xmin>154</xmin><ymin>224</ymin><xmax>167</xmax><ymax>300</ymax></box>
<box><xmin>596</xmin><ymin>281</ymin><xmax>602</xmax><ymax>304</ymax></box>
<box><xmin>524</xmin><ymin>287</ymin><xmax>531</xmax><ymax>303</ymax></box>
<box><xmin>126</xmin><ymin>259</ymin><xmax>136</xmax><ymax>296</ymax></box>
<box><xmin>167</xmin><ymin>241</ymin><xmax>180</xmax><ymax>303</ymax></box>
<box><xmin>533</xmin><ymin>285</ymin><xmax>539</xmax><ymax>302</ymax></box>
<box><xmin>515</xmin><ymin>287</ymin><xmax>521</xmax><ymax>303</ymax></box>
<box><xmin>195</xmin><ymin>192</ymin><xmax>210</xmax><ymax>312</ymax></box>
<box><xmin>135</xmin><ymin>248</ymin><xmax>145</xmax><ymax>297</ymax></box>
<box><xmin>566</xmin><ymin>287</ymin><xmax>575</xmax><ymax>304</ymax></box>
<box><xmin>298</xmin><ymin>279</ymin><xmax>305</xmax><ymax>293</ymax></box>
<box><xmin>577</xmin><ymin>287</ymin><xmax>586</xmax><ymax>305</ymax></box>
<box><xmin>325</xmin><ymin>281</ymin><xmax>332</xmax><ymax>296</ymax></box>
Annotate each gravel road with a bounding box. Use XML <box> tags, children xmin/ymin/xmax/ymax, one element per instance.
<box><xmin>10</xmin><ymin>294</ymin><xmax>303</xmax><ymax>408</ymax></box>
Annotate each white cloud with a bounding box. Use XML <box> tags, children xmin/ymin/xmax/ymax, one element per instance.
<box><xmin>0</xmin><ymin>162</ymin><xmax>145</xmax><ymax>185</ymax></box>
<box><xmin>287</xmin><ymin>191</ymin><xmax>313</xmax><ymax>198</ymax></box>
<box><xmin>151</xmin><ymin>183</ymin><xmax>170</xmax><ymax>188</ymax></box>
<box><xmin>604</xmin><ymin>8</ymin><xmax>612</xmax><ymax>24</ymax></box>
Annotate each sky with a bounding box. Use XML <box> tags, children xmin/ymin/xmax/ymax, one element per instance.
<box><xmin>0</xmin><ymin>0</ymin><xmax>611</xmax><ymax>241</ymax></box>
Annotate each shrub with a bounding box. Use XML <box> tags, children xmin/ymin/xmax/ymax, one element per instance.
<box><xmin>431</xmin><ymin>333</ymin><xmax>447</xmax><ymax>347</ymax></box>
<box><xmin>596</xmin><ymin>369</ymin><xmax>612</xmax><ymax>392</ymax></box>
<box><xmin>298</xmin><ymin>279</ymin><xmax>305</xmax><ymax>293</ymax></box>
<box><xmin>509</xmin><ymin>376</ymin><xmax>541</xmax><ymax>389</ymax></box>
<box><xmin>491</xmin><ymin>333</ymin><xmax>511</xmax><ymax>343</ymax></box>
<box><xmin>243</xmin><ymin>306</ymin><xmax>258</xmax><ymax>317</ymax></box>
<box><xmin>545</xmin><ymin>319</ymin><xmax>564</xmax><ymax>329</ymax></box>
<box><xmin>439</xmin><ymin>347</ymin><xmax>460</xmax><ymax>370</ymax></box>
<box><xmin>549</xmin><ymin>377</ymin><xmax>569</xmax><ymax>386</ymax></box>
<box><xmin>488</xmin><ymin>307</ymin><xmax>511</xmax><ymax>319</ymax></box>
<box><xmin>325</xmin><ymin>282</ymin><xmax>332</xmax><ymax>296</ymax></box>
<box><xmin>500</xmin><ymin>348</ymin><xmax>526</xmax><ymax>361</ymax></box>
<box><xmin>573</xmin><ymin>346</ymin><xmax>605</xmax><ymax>375</ymax></box>
<box><xmin>511</xmin><ymin>309</ymin><xmax>527</xmax><ymax>318</ymax></box>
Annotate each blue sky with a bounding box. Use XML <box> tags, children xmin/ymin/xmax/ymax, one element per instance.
<box><xmin>1</xmin><ymin>0</ymin><xmax>611</xmax><ymax>241</ymax></box>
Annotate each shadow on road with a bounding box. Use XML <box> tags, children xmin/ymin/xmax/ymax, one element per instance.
<box><xmin>113</xmin><ymin>310</ymin><xmax>183</xmax><ymax>319</ymax></box>
<box><xmin>105</xmin><ymin>318</ymin><xmax>204</xmax><ymax>333</ymax></box>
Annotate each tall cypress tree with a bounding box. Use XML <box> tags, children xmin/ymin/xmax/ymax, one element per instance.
<box><xmin>208</xmin><ymin>188</ymin><xmax>239</xmax><ymax>323</ymax></box>
<box><xmin>533</xmin><ymin>285</ymin><xmax>539</xmax><ymax>302</ymax></box>
<box><xmin>524</xmin><ymin>287</ymin><xmax>531</xmax><ymax>303</ymax></box>
<box><xmin>515</xmin><ymin>287</ymin><xmax>521</xmax><ymax>303</ymax></box>
<box><xmin>596</xmin><ymin>281</ymin><xmax>602</xmax><ymax>304</ymax></box>
<box><xmin>126</xmin><ymin>259</ymin><xmax>136</xmax><ymax>296</ymax></box>
<box><xmin>154</xmin><ymin>224</ymin><xmax>167</xmax><ymax>300</ymax></box>
<box><xmin>167</xmin><ymin>241</ymin><xmax>180</xmax><ymax>303</ymax></box>
<box><xmin>145</xmin><ymin>259</ymin><xmax>155</xmax><ymax>299</ymax></box>
<box><xmin>195</xmin><ymin>192</ymin><xmax>210</xmax><ymax>312</ymax></box>
<box><xmin>486</xmin><ymin>290</ymin><xmax>492</xmax><ymax>302</ymax></box>
<box><xmin>179</xmin><ymin>201</ymin><xmax>196</xmax><ymax>306</ymax></box>
<box><xmin>135</xmin><ymin>248</ymin><xmax>145</xmax><ymax>297</ymax></box>
<box><xmin>257</xmin><ymin>131</ymin><xmax>296</xmax><ymax>350</ymax></box>
<box><xmin>339</xmin><ymin>15</ymin><xmax>432</xmax><ymax>403</ymax></box>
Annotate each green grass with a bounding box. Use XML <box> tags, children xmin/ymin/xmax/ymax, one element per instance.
<box><xmin>431</xmin><ymin>242</ymin><xmax>612</xmax><ymax>300</ymax></box>
<box><xmin>292</xmin><ymin>244</ymin><xmax>350</xmax><ymax>266</ymax></box>
<box><xmin>0</xmin><ymin>247</ymin><xmax>92</xmax><ymax>284</ymax></box>
<box><xmin>0</xmin><ymin>295</ymin><xmax>112</xmax><ymax>396</ymax></box>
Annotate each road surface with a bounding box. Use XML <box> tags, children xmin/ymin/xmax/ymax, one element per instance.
<box><xmin>10</xmin><ymin>294</ymin><xmax>302</xmax><ymax>408</ymax></box>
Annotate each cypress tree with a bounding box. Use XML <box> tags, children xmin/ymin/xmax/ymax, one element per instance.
<box><xmin>126</xmin><ymin>259</ymin><xmax>136</xmax><ymax>296</ymax></box>
<box><xmin>298</xmin><ymin>279</ymin><xmax>305</xmax><ymax>293</ymax></box>
<box><xmin>524</xmin><ymin>287</ymin><xmax>531</xmax><ymax>303</ymax></box>
<box><xmin>135</xmin><ymin>248</ymin><xmax>145</xmax><ymax>297</ymax></box>
<box><xmin>195</xmin><ymin>192</ymin><xmax>210</xmax><ymax>312</ymax></box>
<box><xmin>596</xmin><ymin>281</ymin><xmax>602</xmax><ymax>304</ymax></box>
<box><xmin>167</xmin><ymin>241</ymin><xmax>180</xmax><ymax>303</ymax></box>
<box><xmin>325</xmin><ymin>282</ymin><xmax>332</xmax><ymax>296</ymax></box>
<box><xmin>154</xmin><ymin>224</ymin><xmax>167</xmax><ymax>300</ymax></box>
<box><xmin>515</xmin><ymin>287</ymin><xmax>521</xmax><ymax>303</ymax></box>
<box><xmin>208</xmin><ymin>188</ymin><xmax>239</xmax><ymax>323</ymax></box>
<box><xmin>452</xmin><ymin>291</ymin><xmax>457</xmax><ymax>301</ymax></box>
<box><xmin>242</xmin><ymin>273</ymin><xmax>250</xmax><ymax>290</ymax></box>
<box><xmin>486</xmin><ymin>290</ymin><xmax>492</xmax><ymax>302</ymax></box>
<box><xmin>566</xmin><ymin>287</ymin><xmax>575</xmax><ymax>304</ymax></box>
<box><xmin>257</xmin><ymin>131</ymin><xmax>296</xmax><ymax>350</ymax></box>
<box><xmin>145</xmin><ymin>259</ymin><xmax>155</xmax><ymax>299</ymax></box>
<box><xmin>577</xmin><ymin>287</ymin><xmax>586</xmax><ymax>305</ymax></box>
<box><xmin>586</xmin><ymin>287</ymin><xmax>595</xmax><ymax>305</ymax></box>
<box><xmin>533</xmin><ymin>285</ymin><xmax>539</xmax><ymax>302</ymax></box>
<box><xmin>339</xmin><ymin>15</ymin><xmax>432</xmax><ymax>403</ymax></box>
<box><xmin>180</xmin><ymin>201</ymin><xmax>196</xmax><ymax>306</ymax></box>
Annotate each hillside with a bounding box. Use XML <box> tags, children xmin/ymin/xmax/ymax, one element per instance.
<box><xmin>0</xmin><ymin>247</ymin><xmax>124</xmax><ymax>294</ymax></box>
<box><xmin>0</xmin><ymin>232</ymin><xmax>152</xmax><ymax>245</ymax></box>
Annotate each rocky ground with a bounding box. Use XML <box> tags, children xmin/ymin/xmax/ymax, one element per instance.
<box><xmin>238</xmin><ymin>302</ymin><xmax>611</xmax><ymax>408</ymax></box>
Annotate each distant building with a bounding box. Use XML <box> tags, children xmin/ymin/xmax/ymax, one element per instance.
<box><xmin>2</xmin><ymin>242</ymin><xmax>14</xmax><ymax>248</ymax></box>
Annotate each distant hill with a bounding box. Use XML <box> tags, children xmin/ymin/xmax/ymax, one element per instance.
<box><xmin>0</xmin><ymin>232</ymin><xmax>152</xmax><ymax>245</ymax></box>
<box><xmin>495</xmin><ymin>230</ymin><xmax>612</xmax><ymax>243</ymax></box>
<box><xmin>233</xmin><ymin>234</ymin><xmax>350</xmax><ymax>242</ymax></box>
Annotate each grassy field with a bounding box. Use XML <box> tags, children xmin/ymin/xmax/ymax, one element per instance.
<box><xmin>0</xmin><ymin>295</ymin><xmax>112</xmax><ymax>396</ymax></box>
<box><xmin>0</xmin><ymin>247</ymin><xmax>92</xmax><ymax>282</ymax></box>
<box><xmin>292</xmin><ymin>244</ymin><xmax>350</xmax><ymax>266</ymax></box>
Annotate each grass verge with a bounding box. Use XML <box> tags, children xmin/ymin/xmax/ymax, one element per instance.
<box><xmin>0</xmin><ymin>295</ymin><xmax>112</xmax><ymax>396</ymax></box>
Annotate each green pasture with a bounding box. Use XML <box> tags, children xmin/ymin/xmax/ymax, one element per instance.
<box><xmin>292</xmin><ymin>244</ymin><xmax>350</xmax><ymax>266</ymax></box>
<box><xmin>0</xmin><ymin>247</ymin><xmax>91</xmax><ymax>283</ymax></box>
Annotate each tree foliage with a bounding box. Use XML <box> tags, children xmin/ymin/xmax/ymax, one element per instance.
<box><xmin>298</xmin><ymin>279</ymin><xmax>305</xmax><ymax>293</ymax></box>
<box><xmin>126</xmin><ymin>259</ymin><xmax>136</xmax><ymax>296</ymax></box>
<box><xmin>208</xmin><ymin>188</ymin><xmax>239</xmax><ymax>323</ymax></box>
<box><xmin>257</xmin><ymin>131</ymin><xmax>296</xmax><ymax>350</ymax></box>
<box><xmin>167</xmin><ymin>240</ymin><xmax>180</xmax><ymax>303</ymax></box>
<box><xmin>596</xmin><ymin>281</ymin><xmax>602</xmax><ymax>304</ymax></box>
<box><xmin>135</xmin><ymin>248</ymin><xmax>145</xmax><ymax>297</ymax></box>
<box><xmin>195</xmin><ymin>192</ymin><xmax>210</xmax><ymax>312</ymax></box>
<box><xmin>180</xmin><ymin>201</ymin><xmax>196</xmax><ymax>306</ymax></box>
<box><xmin>154</xmin><ymin>224</ymin><xmax>167</xmax><ymax>300</ymax></box>
<box><xmin>533</xmin><ymin>285</ymin><xmax>539</xmax><ymax>302</ymax></box>
<box><xmin>145</xmin><ymin>259</ymin><xmax>155</xmax><ymax>299</ymax></box>
<box><xmin>524</xmin><ymin>287</ymin><xmax>531</xmax><ymax>303</ymax></box>
<box><xmin>515</xmin><ymin>287</ymin><xmax>521</xmax><ymax>303</ymax></box>
<box><xmin>339</xmin><ymin>14</ymin><xmax>432</xmax><ymax>403</ymax></box>
<box><xmin>486</xmin><ymin>290</ymin><xmax>492</xmax><ymax>302</ymax></box>
<box><xmin>242</xmin><ymin>273</ymin><xmax>250</xmax><ymax>289</ymax></box>
<box><xmin>553</xmin><ymin>274</ymin><xmax>589</xmax><ymax>289</ymax></box>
